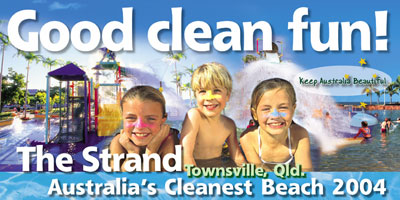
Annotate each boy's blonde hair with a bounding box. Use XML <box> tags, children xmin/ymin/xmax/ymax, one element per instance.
<box><xmin>191</xmin><ymin>62</ymin><xmax>232</xmax><ymax>95</ymax></box>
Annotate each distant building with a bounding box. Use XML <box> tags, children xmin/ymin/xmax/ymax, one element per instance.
<box><xmin>27</xmin><ymin>89</ymin><xmax>38</xmax><ymax>96</ymax></box>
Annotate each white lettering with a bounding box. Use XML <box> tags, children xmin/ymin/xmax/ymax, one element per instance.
<box><xmin>8</xmin><ymin>10</ymin><xmax>38</xmax><ymax>51</ymax></box>
<box><xmin>83</xmin><ymin>146</ymin><xmax>99</xmax><ymax>172</ymax></box>
<box><xmin>288</xmin><ymin>7</ymin><xmax>309</xmax><ymax>51</ymax></box>
<box><xmin>71</xmin><ymin>21</ymin><xmax>101</xmax><ymax>52</ymax></box>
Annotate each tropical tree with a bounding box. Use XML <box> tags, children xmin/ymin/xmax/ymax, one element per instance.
<box><xmin>184</xmin><ymin>64</ymin><xmax>195</xmax><ymax>77</ymax></box>
<box><xmin>167</xmin><ymin>51</ymin><xmax>186</xmax><ymax>95</ymax></box>
<box><xmin>184</xmin><ymin>64</ymin><xmax>195</xmax><ymax>104</ymax></box>
<box><xmin>1</xmin><ymin>68</ymin><xmax>25</xmax><ymax>112</ymax></box>
<box><xmin>171</xmin><ymin>71</ymin><xmax>184</xmax><ymax>96</ymax></box>
<box><xmin>375</xmin><ymin>90</ymin><xmax>382</xmax><ymax>105</ymax></box>
<box><xmin>362</xmin><ymin>85</ymin><xmax>379</xmax><ymax>105</ymax></box>
<box><xmin>40</xmin><ymin>56</ymin><xmax>62</xmax><ymax>71</ymax></box>
<box><xmin>17</xmin><ymin>50</ymin><xmax>41</xmax><ymax>118</ymax></box>
<box><xmin>34</xmin><ymin>91</ymin><xmax>47</xmax><ymax>105</ymax></box>
<box><xmin>242</xmin><ymin>54</ymin><xmax>258</xmax><ymax>64</ymax></box>
<box><xmin>40</xmin><ymin>57</ymin><xmax>64</xmax><ymax>110</ymax></box>
<box><xmin>50</xmin><ymin>86</ymin><xmax>66</xmax><ymax>98</ymax></box>
<box><xmin>0</xmin><ymin>32</ymin><xmax>10</xmax><ymax>111</ymax></box>
<box><xmin>386</xmin><ymin>83</ymin><xmax>398</xmax><ymax>104</ymax></box>
<box><xmin>393</xmin><ymin>75</ymin><xmax>400</xmax><ymax>91</ymax></box>
<box><xmin>19</xmin><ymin>95</ymin><xmax>29</xmax><ymax>106</ymax></box>
<box><xmin>51</xmin><ymin>94</ymin><xmax>65</xmax><ymax>106</ymax></box>
<box><xmin>181</xmin><ymin>82</ymin><xmax>193</xmax><ymax>106</ymax></box>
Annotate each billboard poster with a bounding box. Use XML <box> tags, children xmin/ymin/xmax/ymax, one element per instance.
<box><xmin>0</xmin><ymin>0</ymin><xmax>399</xmax><ymax>199</ymax></box>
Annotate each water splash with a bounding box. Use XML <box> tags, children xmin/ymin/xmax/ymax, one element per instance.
<box><xmin>99</xmin><ymin>66</ymin><xmax>190</xmax><ymax>121</ymax></box>
<box><xmin>227</xmin><ymin>60</ymin><xmax>352</xmax><ymax>153</ymax></box>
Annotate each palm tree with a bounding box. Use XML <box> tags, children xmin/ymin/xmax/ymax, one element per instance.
<box><xmin>167</xmin><ymin>51</ymin><xmax>186</xmax><ymax>95</ymax></box>
<box><xmin>17</xmin><ymin>50</ymin><xmax>41</xmax><ymax>119</ymax></box>
<box><xmin>181</xmin><ymin>82</ymin><xmax>193</xmax><ymax>106</ymax></box>
<box><xmin>0</xmin><ymin>32</ymin><xmax>10</xmax><ymax>110</ymax></box>
<box><xmin>386</xmin><ymin>83</ymin><xmax>398</xmax><ymax>104</ymax></box>
<box><xmin>242</xmin><ymin>54</ymin><xmax>258</xmax><ymax>64</ymax></box>
<box><xmin>375</xmin><ymin>90</ymin><xmax>382</xmax><ymax>105</ymax></box>
<box><xmin>184</xmin><ymin>64</ymin><xmax>195</xmax><ymax>77</ymax></box>
<box><xmin>362</xmin><ymin>85</ymin><xmax>379</xmax><ymax>105</ymax></box>
<box><xmin>40</xmin><ymin>57</ymin><xmax>64</xmax><ymax>111</ymax></box>
<box><xmin>395</xmin><ymin>75</ymin><xmax>400</xmax><ymax>85</ymax></box>
<box><xmin>171</xmin><ymin>71</ymin><xmax>184</xmax><ymax>96</ymax></box>
<box><xmin>40</xmin><ymin>56</ymin><xmax>62</xmax><ymax>71</ymax></box>
<box><xmin>184</xmin><ymin>64</ymin><xmax>195</xmax><ymax>103</ymax></box>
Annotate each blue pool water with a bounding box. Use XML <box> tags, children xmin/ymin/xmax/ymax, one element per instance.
<box><xmin>0</xmin><ymin>116</ymin><xmax>111</xmax><ymax>171</ymax></box>
<box><xmin>0</xmin><ymin>117</ymin><xmax>60</xmax><ymax>166</ymax></box>
<box><xmin>319</xmin><ymin>110</ymin><xmax>400</xmax><ymax>171</ymax></box>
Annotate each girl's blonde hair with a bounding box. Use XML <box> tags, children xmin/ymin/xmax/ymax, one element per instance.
<box><xmin>191</xmin><ymin>62</ymin><xmax>232</xmax><ymax>95</ymax></box>
<box><xmin>121</xmin><ymin>85</ymin><xmax>167</xmax><ymax>117</ymax></box>
<box><xmin>250</xmin><ymin>78</ymin><xmax>296</xmax><ymax>124</ymax></box>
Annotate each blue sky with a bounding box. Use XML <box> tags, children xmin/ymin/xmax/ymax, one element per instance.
<box><xmin>1</xmin><ymin>0</ymin><xmax>400</xmax><ymax>103</ymax></box>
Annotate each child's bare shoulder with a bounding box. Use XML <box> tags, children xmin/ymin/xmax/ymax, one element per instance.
<box><xmin>186</xmin><ymin>108</ymin><xmax>203</xmax><ymax>120</ymax></box>
<box><xmin>221</xmin><ymin>115</ymin><xmax>236</xmax><ymax>129</ymax></box>
<box><xmin>240</xmin><ymin>127</ymin><xmax>258</xmax><ymax>143</ymax></box>
<box><xmin>291</xmin><ymin>123</ymin><xmax>309</xmax><ymax>140</ymax></box>
<box><xmin>240</xmin><ymin>125</ymin><xmax>258</xmax><ymax>139</ymax></box>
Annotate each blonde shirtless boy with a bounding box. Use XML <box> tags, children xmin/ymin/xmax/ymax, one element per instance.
<box><xmin>181</xmin><ymin>62</ymin><xmax>246</xmax><ymax>168</ymax></box>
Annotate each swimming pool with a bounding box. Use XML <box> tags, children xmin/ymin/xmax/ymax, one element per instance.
<box><xmin>0</xmin><ymin>117</ymin><xmax>60</xmax><ymax>168</ymax></box>
<box><xmin>0</xmin><ymin>117</ymin><xmax>111</xmax><ymax>171</ymax></box>
<box><xmin>319</xmin><ymin>110</ymin><xmax>400</xmax><ymax>171</ymax></box>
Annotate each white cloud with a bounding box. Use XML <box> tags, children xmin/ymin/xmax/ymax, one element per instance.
<box><xmin>49</xmin><ymin>2</ymin><xmax>81</xmax><ymax>11</ymax></box>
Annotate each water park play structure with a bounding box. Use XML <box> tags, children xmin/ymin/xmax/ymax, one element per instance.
<box><xmin>0</xmin><ymin>48</ymin><xmax>128</xmax><ymax>171</ymax></box>
<box><xmin>45</xmin><ymin>63</ymin><xmax>89</xmax><ymax>144</ymax></box>
<box><xmin>92</xmin><ymin>47</ymin><xmax>124</xmax><ymax>137</ymax></box>
<box><xmin>43</xmin><ymin>48</ymin><xmax>126</xmax><ymax>145</ymax></box>
<box><xmin>0</xmin><ymin>45</ymin><xmax>187</xmax><ymax>162</ymax></box>
<box><xmin>256</xmin><ymin>39</ymin><xmax>283</xmax><ymax>63</ymax></box>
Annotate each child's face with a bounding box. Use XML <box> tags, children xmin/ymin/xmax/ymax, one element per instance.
<box><xmin>253</xmin><ymin>88</ymin><xmax>295</xmax><ymax>135</ymax></box>
<box><xmin>122</xmin><ymin>99</ymin><xmax>166</xmax><ymax>146</ymax></box>
<box><xmin>195</xmin><ymin>86</ymin><xmax>230</xmax><ymax>117</ymax></box>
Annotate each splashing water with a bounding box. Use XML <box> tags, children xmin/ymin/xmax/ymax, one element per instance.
<box><xmin>116</xmin><ymin>66</ymin><xmax>189</xmax><ymax>121</ymax></box>
<box><xmin>227</xmin><ymin>60</ymin><xmax>353</xmax><ymax>153</ymax></box>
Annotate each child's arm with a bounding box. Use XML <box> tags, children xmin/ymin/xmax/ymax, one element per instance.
<box><xmin>180</xmin><ymin>109</ymin><xmax>201</xmax><ymax>168</ymax></box>
<box><xmin>146</xmin><ymin>124</ymin><xmax>170</xmax><ymax>155</ymax></box>
<box><xmin>146</xmin><ymin>124</ymin><xmax>172</xmax><ymax>171</ymax></box>
<box><xmin>109</xmin><ymin>134</ymin><xmax>126</xmax><ymax>171</ymax></box>
<box><xmin>226</xmin><ymin>119</ymin><xmax>247</xmax><ymax>166</ymax></box>
<box><xmin>110</xmin><ymin>131</ymin><xmax>140</xmax><ymax>172</ymax></box>
<box><xmin>353</xmin><ymin>128</ymin><xmax>363</xmax><ymax>139</ymax></box>
<box><xmin>159</xmin><ymin>135</ymin><xmax>177</xmax><ymax>171</ymax></box>
<box><xmin>240</xmin><ymin>134</ymin><xmax>262</xmax><ymax>166</ymax></box>
<box><xmin>293</xmin><ymin>126</ymin><xmax>313</xmax><ymax>171</ymax></box>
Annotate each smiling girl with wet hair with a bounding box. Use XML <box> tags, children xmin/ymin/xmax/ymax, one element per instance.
<box><xmin>240</xmin><ymin>78</ymin><xmax>312</xmax><ymax>171</ymax></box>
<box><xmin>110</xmin><ymin>85</ymin><xmax>179</xmax><ymax>171</ymax></box>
